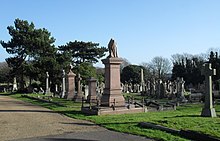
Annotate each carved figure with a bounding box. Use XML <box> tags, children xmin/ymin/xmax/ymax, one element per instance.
<box><xmin>108</xmin><ymin>38</ymin><xmax>118</xmax><ymax>58</ymax></box>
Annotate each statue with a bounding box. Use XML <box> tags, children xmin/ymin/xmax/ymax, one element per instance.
<box><xmin>108</xmin><ymin>38</ymin><xmax>118</xmax><ymax>58</ymax></box>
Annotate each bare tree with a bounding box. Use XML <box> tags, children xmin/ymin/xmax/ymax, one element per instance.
<box><xmin>171</xmin><ymin>53</ymin><xmax>193</xmax><ymax>65</ymax></box>
<box><xmin>148</xmin><ymin>56</ymin><xmax>171</xmax><ymax>79</ymax></box>
<box><xmin>120</xmin><ymin>58</ymin><xmax>131</xmax><ymax>71</ymax></box>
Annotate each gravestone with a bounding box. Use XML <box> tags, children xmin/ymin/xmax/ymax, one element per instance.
<box><xmin>156</xmin><ymin>79</ymin><xmax>162</xmax><ymax>99</ymax></box>
<box><xmin>125</xmin><ymin>83</ymin><xmax>129</xmax><ymax>93</ymax></box>
<box><xmin>101</xmin><ymin>38</ymin><xmax>125</xmax><ymax>107</ymax></box>
<box><xmin>140</xmin><ymin>68</ymin><xmax>144</xmax><ymax>92</ymax></box>
<box><xmin>137</xmin><ymin>84</ymin><xmax>140</xmax><ymax>93</ymax></box>
<box><xmin>128</xmin><ymin>83</ymin><xmax>133</xmax><ymax>93</ymax></box>
<box><xmin>87</xmin><ymin>77</ymin><xmax>97</xmax><ymax>103</ymax></box>
<box><xmin>160</xmin><ymin>81</ymin><xmax>166</xmax><ymax>98</ymax></box>
<box><xmin>150</xmin><ymin>79</ymin><xmax>156</xmax><ymax>96</ymax></box>
<box><xmin>74</xmin><ymin>74</ymin><xmax>83</xmax><ymax>102</ymax></box>
<box><xmin>61</xmin><ymin>70</ymin><xmax>66</xmax><ymax>98</ymax></box>
<box><xmin>147</xmin><ymin>80</ymin><xmax>151</xmax><ymax>92</ymax></box>
<box><xmin>45</xmin><ymin>72</ymin><xmax>50</xmax><ymax>94</ymax></box>
<box><xmin>12</xmin><ymin>77</ymin><xmax>17</xmax><ymax>91</ymax></box>
<box><xmin>55</xmin><ymin>84</ymin><xmax>58</xmax><ymax>92</ymax></box>
<box><xmin>65</xmin><ymin>69</ymin><xmax>76</xmax><ymax>100</ymax></box>
<box><xmin>133</xmin><ymin>84</ymin><xmax>138</xmax><ymax>93</ymax></box>
<box><xmin>201</xmin><ymin>63</ymin><xmax>216</xmax><ymax>117</ymax></box>
<box><xmin>177</xmin><ymin>77</ymin><xmax>187</xmax><ymax>102</ymax></box>
<box><xmin>84</xmin><ymin>85</ymin><xmax>89</xmax><ymax>99</ymax></box>
<box><xmin>99</xmin><ymin>82</ymin><xmax>105</xmax><ymax>95</ymax></box>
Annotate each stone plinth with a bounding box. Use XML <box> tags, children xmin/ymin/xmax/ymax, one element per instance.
<box><xmin>87</xmin><ymin>77</ymin><xmax>97</xmax><ymax>103</ymax></box>
<box><xmin>101</xmin><ymin>58</ymin><xmax>125</xmax><ymax>107</ymax></box>
<box><xmin>65</xmin><ymin>70</ymin><xmax>76</xmax><ymax>100</ymax></box>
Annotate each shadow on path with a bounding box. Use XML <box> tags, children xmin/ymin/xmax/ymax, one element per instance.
<box><xmin>39</xmin><ymin>138</ymin><xmax>98</xmax><ymax>141</ymax></box>
<box><xmin>0</xmin><ymin>110</ymin><xmax>56</xmax><ymax>113</ymax></box>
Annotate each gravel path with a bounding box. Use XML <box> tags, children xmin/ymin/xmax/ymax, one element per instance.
<box><xmin>0</xmin><ymin>95</ymin><xmax>153</xmax><ymax>141</ymax></box>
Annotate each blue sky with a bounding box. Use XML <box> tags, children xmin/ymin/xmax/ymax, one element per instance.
<box><xmin>1</xmin><ymin>0</ymin><xmax>220</xmax><ymax>66</ymax></box>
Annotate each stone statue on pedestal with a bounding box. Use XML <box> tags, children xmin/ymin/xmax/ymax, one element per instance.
<box><xmin>108</xmin><ymin>38</ymin><xmax>118</xmax><ymax>58</ymax></box>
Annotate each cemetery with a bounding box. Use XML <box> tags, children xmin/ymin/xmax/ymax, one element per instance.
<box><xmin>1</xmin><ymin>19</ymin><xmax>220</xmax><ymax>141</ymax></box>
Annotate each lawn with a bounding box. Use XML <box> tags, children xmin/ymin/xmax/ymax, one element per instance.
<box><xmin>3</xmin><ymin>93</ymin><xmax>220</xmax><ymax>141</ymax></box>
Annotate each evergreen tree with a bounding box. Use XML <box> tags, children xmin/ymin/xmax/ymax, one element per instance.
<box><xmin>59</xmin><ymin>40</ymin><xmax>108</xmax><ymax>65</ymax></box>
<box><xmin>1</xmin><ymin>18</ymin><xmax>57</xmax><ymax>91</ymax></box>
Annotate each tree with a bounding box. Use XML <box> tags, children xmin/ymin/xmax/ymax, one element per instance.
<box><xmin>1</xmin><ymin>18</ymin><xmax>57</xmax><ymax>91</ymax></box>
<box><xmin>120</xmin><ymin>58</ymin><xmax>131</xmax><ymax>72</ymax></box>
<box><xmin>1</xmin><ymin>19</ymin><xmax>38</xmax><ymax>90</ymax></box>
<box><xmin>139</xmin><ymin>62</ymin><xmax>154</xmax><ymax>80</ymax></box>
<box><xmin>171</xmin><ymin>54</ymin><xmax>205</xmax><ymax>86</ymax></box>
<box><xmin>58</xmin><ymin>40</ymin><xmax>108</xmax><ymax>65</ymax></box>
<box><xmin>121</xmin><ymin>65</ymin><xmax>146</xmax><ymax>84</ymax></box>
<box><xmin>0</xmin><ymin>62</ymin><xmax>11</xmax><ymax>83</ymax></box>
<box><xmin>76</xmin><ymin>62</ymin><xmax>97</xmax><ymax>84</ymax></box>
<box><xmin>148</xmin><ymin>56</ymin><xmax>171</xmax><ymax>79</ymax></box>
<box><xmin>96</xmin><ymin>67</ymin><xmax>105</xmax><ymax>84</ymax></box>
<box><xmin>171</xmin><ymin>53</ymin><xmax>193</xmax><ymax>65</ymax></box>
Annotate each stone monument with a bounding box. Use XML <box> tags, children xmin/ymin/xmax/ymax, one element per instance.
<box><xmin>65</xmin><ymin>67</ymin><xmax>76</xmax><ymax>100</ymax></box>
<box><xmin>74</xmin><ymin>74</ymin><xmax>84</xmax><ymax>102</ymax></box>
<box><xmin>61</xmin><ymin>70</ymin><xmax>66</xmax><ymax>98</ymax></box>
<box><xmin>140</xmin><ymin>68</ymin><xmax>144</xmax><ymax>92</ymax></box>
<box><xmin>201</xmin><ymin>63</ymin><xmax>216</xmax><ymax>117</ymax></box>
<box><xmin>45</xmin><ymin>72</ymin><xmax>50</xmax><ymax>94</ymax></box>
<box><xmin>87</xmin><ymin>77</ymin><xmax>97</xmax><ymax>103</ymax></box>
<box><xmin>101</xmin><ymin>38</ymin><xmax>125</xmax><ymax>107</ymax></box>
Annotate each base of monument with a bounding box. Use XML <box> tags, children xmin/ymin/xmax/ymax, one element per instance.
<box><xmin>81</xmin><ymin>104</ymin><xmax>147</xmax><ymax>115</ymax></box>
<box><xmin>73</xmin><ymin>95</ymin><xmax>83</xmax><ymax>102</ymax></box>
<box><xmin>201</xmin><ymin>108</ymin><xmax>217</xmax><ymax>117</ymax></box>
<box><xmin>100</xmin><ymin>94</ymin><xmax>125</xmax><ymax>107</ymax></box>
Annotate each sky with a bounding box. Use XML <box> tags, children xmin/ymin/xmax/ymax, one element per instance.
<box><xmin>1</xmin><ymin>0</ymin><xmax>220</xmax><ymax>67</ymax></box>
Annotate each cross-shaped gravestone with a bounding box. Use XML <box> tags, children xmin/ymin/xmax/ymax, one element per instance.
<box><xmin>201</xmin><ymin>63</ymin><xmax>216</xmax><ymax>117</ymax></box>
<box><xmin>74</xmin><ymin>73</ymin><xmax>83</xmax><ymax>102</ymax></box>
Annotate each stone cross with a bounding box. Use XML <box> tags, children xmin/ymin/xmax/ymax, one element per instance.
<box><xmin>177</xmin><ymin>77</ymin><xmax>186</xmax><ymax>102</ymax></box>
<box><xmin>201</xmin><ymin>63</ymin><xmax>216</xmax><ymax>117</ymax></box>
<box><xmin>74</xmin><ymin>73</ymin><xmax>83</xmax><ymax>102</ymax></box>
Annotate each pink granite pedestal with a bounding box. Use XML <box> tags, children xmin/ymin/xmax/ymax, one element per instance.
<box><xmin>101</xmin><ymin>57</ymin><xmax>125</xmax><ymax>107</ymax></box>
<box><xmin>65</xmin><ymin>70</ymin><xmax>76</xmax><ymax>100</ymax></box>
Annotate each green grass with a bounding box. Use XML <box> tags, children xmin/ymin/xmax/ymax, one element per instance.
<box><xmin>3</xmin><ymin>93</ymin><xmax>220</xmax><ymax>141</ymax></box>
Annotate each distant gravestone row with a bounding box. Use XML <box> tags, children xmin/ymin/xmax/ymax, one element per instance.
<box><xmin>121</xmin><ymin>77</ymin><xmax>187</xmax><ymax>102</ymax></box>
